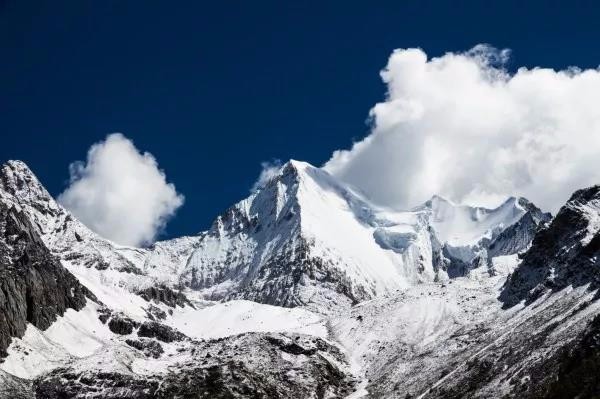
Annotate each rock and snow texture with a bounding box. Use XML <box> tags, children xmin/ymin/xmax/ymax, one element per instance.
<box><xmin>4</xmin><ymin>158</ymin><xmax>600</xmax><ymax>398</ymax></box>
<box><xmin>179</xmin><ymin>160</ymin><xmax>549</xmax><ymax>311</ymax></box>
<box><xmin>0</xmin><ymin>159</ymin><xmax>548</xmax><ymax>313</ymax></box>
<box><xmin>34</xmin><ymin>332</ymin><xmax>358</xmax><ymax>399</ymax></box>
<box><xmin>0</xmin><ymin>160</ymin><xmax>356</xmax><ymax>398</ymax></box>
<box><xmin>417</xmin><ymin>195</ymin><xmax>551</xmax><ymax>277</ymax></box>
<box><xmin>501</xmin><ymin>185</ymin><xmax>600</xmax><ymax>307</ymax></box>
<box><xmin>0</xmin><ymin>184</ymin><xmax>96</xmax><ymax>359</ymax></box>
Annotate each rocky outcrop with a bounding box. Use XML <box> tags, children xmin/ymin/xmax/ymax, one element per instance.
<box><xmin>501</xmin><ymin>186</ymin><xmax>600</xmax><ymax>307</ymax></box>
<box><xmin>34</xmin><ymin>332</ymin><xmax>357</xmax><ymax>399</ymax></box>
<box><xmin>107</xmin><ymin>314</ymin><xmax>140</xmax><ymax>335</ymax></box>
<box><xmin>487</xmin><ymin>199</ymin><xmax>551</xmax><ymax>258</ymax></box>
<box><xmin>136</xmin><ymin>285</ymin><xmax>193</xmax><ymax>308</ymax></box>
<box><xmin>0</xmin><ymin>201</ymin><xmax>95</xmax><ymax>358</ymax></box>
<box><xmin>125</xmin><ymin>338</ymin><xmax>164</xmax><ymax>359</ymax></box>
<box><xmin>539</xmin><ymin>313</ymin><xmax>600</xmax><ymax>398</ymax></box>
<box><xmin>0</xmin><ymin>370</ymin><xmax>32</xmax><ymax>399</ymax></box>
<box><xmin>137</xmin><ymin>321</ymin><xmax>187</xmax><ymax>343</ymax></box>
<box><xmin>144</xmin><ymin>304</ymin><xmax>167</xmax><ymax>321</ymax></box>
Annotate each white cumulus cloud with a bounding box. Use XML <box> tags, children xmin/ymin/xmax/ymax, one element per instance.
<box><xmin>324</xmin><ymin>44</ymin><xmax>600</xmax><ymax>212</ymax></box>
<box><xmin>59</xmin><ymin>133</ymin><xmax>184</xmax><ymax>246</ymax></box>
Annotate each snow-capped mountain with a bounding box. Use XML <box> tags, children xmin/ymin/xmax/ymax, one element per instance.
<box><xmin>175</xmin><ymin>160</ymin><xmax>549</xmax><ymax>311</ymax></box>
<box><xmin>0</xmin><ymin>162</ymin><xmax>355</xmax><ymax>398</ymax></box>
<box><xmin>2</xmin><ymin>158</ymin><xmax>543</xmax><ymax>313</ymax></box>
<box><xmin>1</xmin><ymin>158</ymin><xmax>600</xmax><ymax>398</ymax></box>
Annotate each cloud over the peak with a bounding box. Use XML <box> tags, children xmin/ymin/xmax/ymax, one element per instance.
<box><xmin>59</xmin><ymin>133</ymin><xmax>184</xmax><ymax>246</ymax></box>
<box><xmin>324</xmin><ymin>44</ymin><xmax>600</xmax><ymax>212</ymax></box>
<box><xmin>251</xmin><ymin>160</ymin><xmax>282</xmax><ymax>192</ymax></box>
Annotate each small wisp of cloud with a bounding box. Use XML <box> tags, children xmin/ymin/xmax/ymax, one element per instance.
<box><xmin>59</xmin><ymin>133</ymin><xmax>184</xmax><ymax>246</ymax></box>
<box><xmin>251</xmin><ymin>159</ymin><xmax>283</xmax><ymax>192</ymax></box>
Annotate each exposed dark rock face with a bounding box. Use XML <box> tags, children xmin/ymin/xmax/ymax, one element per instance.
<box><xmin>541</xmin><ymin>313</ymin><xmax>600</xmax><ymax>398</ymax></box>
<box><xmin>501</xmin><ymin>186</ymin><xmax>600</xmax><ymax>307</ymax></box>
<box><xmin>34</xmin><ymin>333</ymin><xmax>357</xmax><ymax>399</ymax></box>
<box><xmin>374</xmin><ymin>188</ymin><xmax>600</xmax><ymax>399</ymax></box>
<box><xmin>144</xmin><ymin>304</ymin><xmax>167</xmax><ymax>321</ymax></box>
<box><xmin>125</xmin><ymin>338</ymin><xmax>164</xmax><ymax>359</ymax></box>
<box><xmin>107</xmin><ymin>313</ymin><xmax>140</xmax><ymax>335</ymax></box>
<box><xmin>97</xmin><ymin>306</ymin><xmax>111</xmax><ymax>324</ymax></box>
<box><xmin>35</xmin><ymin>369</ymin><xmax>157</xmax><ymax>399</ymax></box>
<box><xmin>0</xmin><ymin>161</ymin><xmax>61</xmax><ymax>222</ymax></box>
<box><xmin>442</xmin><ymin>246</ymin><xmax>471</xmax><ymax>278</ymax></box>
<box><xmin>487</xmin><ymin>199</ymin><xmax>552</xmax><ymax>258</ymax></box>
<box><xmin>188</xmin><ymin>234</ymin><xmax>371</xmax><ymax>310</ymax></box>
<box><xmin>137</xmin><ymin>321</ymin><xmax>187</xmax><ymax>343</ymax></box>
<box><xmin>0</xmin><ymin>201</ymin><xmax>95</xmax><ymax>358</ymax></box>
<box><xmin>1</xmin><ymin>160</ymin><xmax>146</xmax><ymax>279</ymax></box>
<box><xmin>136</xmin><ymin>285</ymin><xmax>193</xmax><ymax>308</ymax></box>
<box><xmin>0</xmin><ymin>370</ymin><xmax>32</xmax><ymax>399</ymax></box>
<box><xmin>264</xmin><ymin>334</ymin><xmax>321</xmax><ymax>355</ymax></box>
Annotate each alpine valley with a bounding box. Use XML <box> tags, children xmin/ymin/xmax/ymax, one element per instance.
<box><xmin>1</xmin><ymin>159</ymin><xmax>600</xmax><ymax>398</ymax></box>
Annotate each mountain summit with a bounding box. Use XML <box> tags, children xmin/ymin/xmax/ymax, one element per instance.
<box><xmin>0</xmin><ymin>159</ymin><xmax>549</xmax><ymax>312</ymax></box>
<box><xmin>3</xmin><ymin>159</ymin><xmax>600</xmax><ymax>398</ymax></box>
<box><xmin>173</xmin><ymin>160</ymin><xmax>549</xmax><ymax>310</ymax></box>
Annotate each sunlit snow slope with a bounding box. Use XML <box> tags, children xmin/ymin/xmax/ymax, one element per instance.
<box><xmin>178</xmin><ymin>160</ymin><xmax>548</xmax><ymax>310</ymax></box>
<box><xmin>6</xmin><ymin>158</ymin><xmax>596</xmax><ymax>399</ymax></box>
<box><xmin>0</xmin><ymin>159</ymin><xmax>546</xmax><ymax>314</ymax></box>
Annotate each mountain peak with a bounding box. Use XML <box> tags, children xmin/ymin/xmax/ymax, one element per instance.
<box><xmin>284</xmin><ymin>159</ymin><xmax>313</xmax><ymax>170</ymax></box>
<box><xmin>2</xmin><ymin>160</ymin><xmax>38</xmax><ymax>182</ymax></box>
<box><xmin>0</xmin><ymin>160</ymin><xmax>54</xmax><ymax>206</ymax></box>
<box><xmin>253</xmin><ymin>160</ymin><xmax>320</xmax><ymax>192</ymax></box>
<box><xmin>3</xmin><ymin>159</ymin><xmax>31</xmax><ymax>170</ymax></box>
<box><xmin>501</xmin><ymin>184</ymin><xmax>600</xmax><ymax>307</ymax></box>
<box><xmin>280</xmin><ymin>159</ymin><xmax>323</xmax><ymax>181</ymax></box>
<box><xmin>566</xmin><ymin>185</ymin><xmax>600</xmax><ymax>207</ymax></box>
<box><xmin>424</xmin><ymin>194</ymin><xmax>540</xmax><ymax>211</ymax></box>
<box><xmin>420</xmin><ymin>194</ymin><xmax>535</xmax><ymax>248</ymax></box>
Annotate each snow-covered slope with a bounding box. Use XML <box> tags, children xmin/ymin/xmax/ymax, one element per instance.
<box><xmin>180</xmin><ymin>160</ymin><xmax>434</xmax><ymax>310</ymax></box>
<box><xmin>325</xmin><ymin>184</ymin><xmax>600</xmax><ymax>398</ymax></box>
<box><xmin>3</xmin><ymin>158</ymin><xmax>581</xmax><ymax>399</ymax></box>
<box><xmin>0</xmin><ymin>160</ymin><xmax>203</xmax><ymax>295</ymax></box>
<box><xmin>0</xmin><ymin>160</ymin><xmax>358</xmax><ymax>397</ymax></box>
<box><xmin>422</xmin><ymin>195</ymin><xmax>551</xmax><ymax>277</ymax></box>
<box><xmin>0</xmin><ymin>161</ymin><xmax>147</xmax><ymax>276</ymax></box>
<box><xmin>424</xmin><ymin>195</ymin><xmax>525</xmax><ymax>247</ymax></box>
<box><xmin>177</xmin><ymin>160</ymin><xmax>548</xmax><ymax>311</ymax></box>
<box><xmin>0</xmin><ymin>160</ymin><xmax>547</xmax><ymax>313</ymax></box>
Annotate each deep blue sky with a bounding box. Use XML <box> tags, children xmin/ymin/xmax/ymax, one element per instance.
<box><xmin>2</xmin><ymin>1</ymin><xmax>600</xmax><ymax>239</ymax></box>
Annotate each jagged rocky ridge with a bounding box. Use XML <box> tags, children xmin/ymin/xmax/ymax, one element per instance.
<box><xmin>0</xmin><ymin>160</ymin><xmax>549</xmax><ymax>312</ymax></box>
<box><xmin>501</xmin><ymin>185</ymin><xmax>600</xmax><ymax>307</ymax></box>
<box><xmin>2</xmin><ymin>159</ymin><xmax>600</xmax><ymax>398</ymax></box>
<box><xmin>180</xmin><ymin>161</ymin><xmax>551</xmax><ymax>311</ymax></box>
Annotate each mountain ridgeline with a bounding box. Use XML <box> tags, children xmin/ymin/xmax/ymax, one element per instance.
<box><xmin>0</xmin><ymin>159</ymin><xmax>600</xmax><ymax>398</ymax></box>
